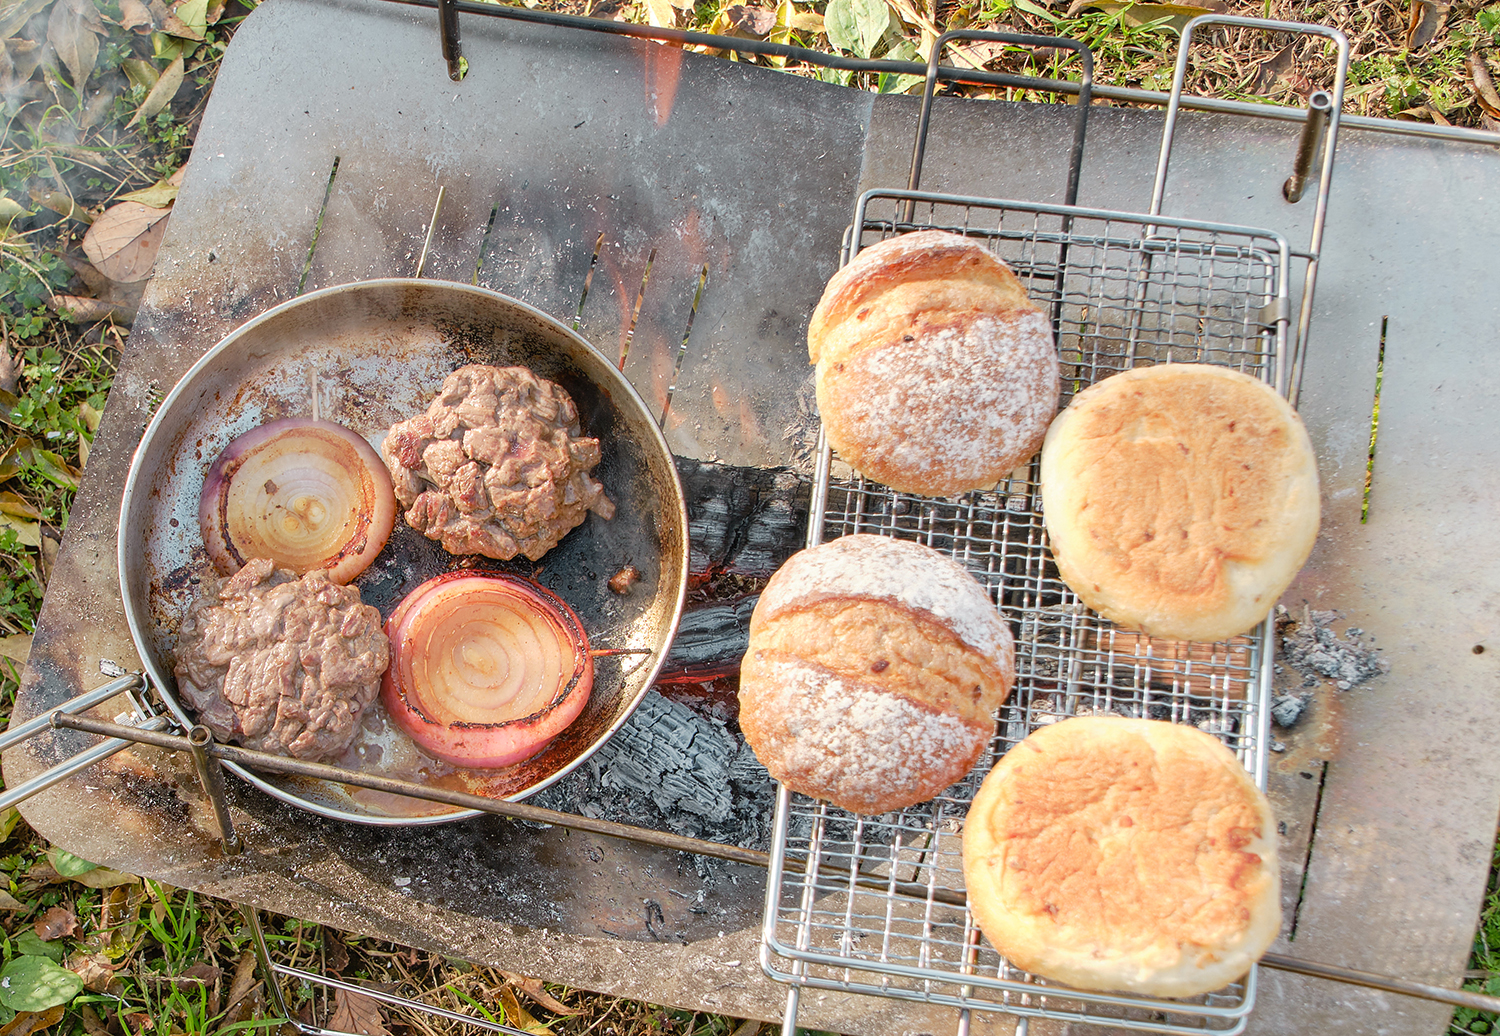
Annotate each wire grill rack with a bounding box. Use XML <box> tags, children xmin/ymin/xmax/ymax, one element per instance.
<box><xmin>760</xmin><ymin>188</ymin><xmax>1288</xmax><ymax>1035</ymax></box>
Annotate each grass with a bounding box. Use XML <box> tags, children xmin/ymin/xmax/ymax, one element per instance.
<box><xmin>3</xmin><ymin>0</ymin><xmax>1499</xmax><ymax>1032</ymax></box>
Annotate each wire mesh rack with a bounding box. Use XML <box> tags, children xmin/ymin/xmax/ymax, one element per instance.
<box><xmin>759</xmin><ymin>188</ymin><xmax>1287</xmax><ymax>1034</ymax></box>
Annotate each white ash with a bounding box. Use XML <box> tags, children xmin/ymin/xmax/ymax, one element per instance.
<box><xmin>1279</xmin><ymin>608</ymin><xmax>1389</xmax><ymax>691</ymax></box>
<box><xmin>1271</xmin><ymin>692</ymin><xmax>1312</xmax><ymax>728</ymax></box>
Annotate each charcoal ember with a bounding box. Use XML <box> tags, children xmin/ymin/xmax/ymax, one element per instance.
<box><xmin>533</xmin><ymin>691</ymin><xmax>776</xmax><ymax>851</ymax></box>
<box><xmin>657</xmin><ymin>596</ymin><xmax>757</xmax><ymax>683</ymax></box>
<box><xmin>676</xmin><ymin>458</ymin><xmax>809</xmax><ymax>583</ymax></box>
<box><xmin>1279</xmin><ymin>608</ymin><xmax>1389</xmax><ymax>690</ymax></box>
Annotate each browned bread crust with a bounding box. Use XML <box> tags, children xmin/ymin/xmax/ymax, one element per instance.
<box><xmin>962</xmin><ymin>717</ymin><xmax>1280</xmax><ymax>998</ymax></box>
<box><xmin>738</xmin><ymin>534</ymin><xmax>1014</xmax><ymax>814</ymax></box>
<box><xmin>807</xmin><ymin>231</ymin><xmax>1059</xmax><ymax>496</ymax></box>
<box><xmin>1040</xmin><ymin>364</ymin><xmax>1320</xmax><ymax>642</ymax></box>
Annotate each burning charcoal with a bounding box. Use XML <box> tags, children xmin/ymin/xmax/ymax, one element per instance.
<box><xmin>532</xmin><ymin>691</ymin><xmax>777</xmax><ymax>855</ymax></box>
<box><xmin>676</xmin><ymin>458</ymin><xmax>809</xmax><ymax>583</ymax></box>
<box><xmin>657</xmin><ymin>596</ymin><xmax>757</xmax><ymax>684</ymax></box>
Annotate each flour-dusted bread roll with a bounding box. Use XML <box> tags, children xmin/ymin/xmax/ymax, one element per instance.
<box><xmin>807</xmin><ymin>230</ymin><xmax>1060</xmax><ymax>497</ymax></box>
<box><xmin>962</xmin><ymin>716</ymin><xmax>1280</xmax><ymax>998</ymax></box>
<box><xmin>1040</xmin><ymin>363</ymin><xmax>1320</xmax><ymax>643</ymax></box>
<box><xmin>738</xmin><ymin>534</ymin><xmax>1015</xmax><ymax>815</ymax></box>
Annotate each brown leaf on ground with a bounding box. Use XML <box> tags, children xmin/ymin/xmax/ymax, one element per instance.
<box><xmin>0</xmin><ymin>329</ymin><xmax>14</xmax><ymax>393</ymax></box>
<box><xmin>226</xmin><ymin>952</ymin><xmax>259</xmax><ymax>1010</ymax></box>
<box><xmin>323</xmin><ymin>930</ymin><xmax>350</xmax><ymax>975</ymax></box>
<box><xmin>1253</xmin><ymin>42</ymin><xmax>1295</xmax><ymax>95</ymax></box>
<box><xmin>47</xmin><ymin>294</ymin><xmax>138</xmax><ymax>325</ymax></box>
<box><xmin>80</xmin><ymin>202</ymin><xmax>169</xmax><ymax>283</ymax></box>
<box><xmin>117</xmin><ymin>0</ymin><xmax>153</xmax><ymax>31</ymax></box>
<box><xmin>499</xmin><ymin>988</ymin><xmax>550</xmax><ymax>1034</ymax></box>
<box><xmin>1470</xmin><ymin>51</ymin><xmax>1500</xmax><ymax>119</ymax></box>
<box><xmin>182</xmin><ymin>962</ymin><xmax>221</xmax><ymax>985</ymax></box>
<box><xmin>0</xmin><ymin>887</ymin><xmax>27</xmax><ymax>910</ymax></box>
<box><xmin>46</xmin><ymin>0</ymin><xmax>103</xmax><ymax>87</ymax></box>
<box><xmin>326</xmin><ymin>988</ymin><xmax>387</xmax><ymax>1036</ymax></box>
<box><xmin>0</xmin><ymin>1005</ymin><xmax>67</xmax><ymax>1036</ymax></box>
<box><xmin>79</xmin><ymin>1006</ymin><xmax>111</xmax><ymax>1036</ymax></box>
<box><xmin>35</xmin><ymin>904</ymin><xmax>79</xmax><ymax>940</ymax></box>
<box><xmin>69</xmin><ymin>953</ymin><xmax>126</xmax><ymax>996</ymax></box>
<box><xmin>725</xmin><ymin>5</ymin><xmax>776</xmax><ymax>35</ymax></box>
<box><xmin>730</xmin><ymin>1021</ymin><xmax>762</xmax><ymax>1036</ymax></box>
<box><xmin>1405</xmin><ymin>0</ymin><xmax>1449</xmax><ymax>51</ymax></box>
<box><xmin>498</xmin><ymin>972</ymin><xmax>581</xmax><ymax>1016</ymax></box>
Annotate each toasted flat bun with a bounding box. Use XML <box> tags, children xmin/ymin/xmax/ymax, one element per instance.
<box><xmin>807</xmin><ymin>231</ymin><xmax>1059</xmax><ymax>496</ymax></box>
<box><xmin>962</xmin><ymin>717</ymin><xmax>1280</xmax><ymax>998</ymax></box>
<box><xmin>1040</xmin><ymin>364</ymin><xmax>1319</xmax><ymax>642</ymax></box>
<box><xmin>739</xmin><ymin>534</ymin><xmax>1014</xmax><ymax>814</ymax></box>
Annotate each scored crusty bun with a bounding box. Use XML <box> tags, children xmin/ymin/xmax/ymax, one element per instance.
<box><xmin>807</xmin><ymin>230</ymin><xmax>1060</xmax><ymax>497</ymax></box>
<box><xmin>738</xmin><ymin>534</ymin><xmax>1014</xmax><ymax>815</ymax></box>
<box><xmin>962</xmin><ymin>716</ymin><xmax>1280</xmax><ymax>998</ymax></box>
<box><xmin>1040</xmin><ymin>363</ymin><xmax>1319</xmax><ymax>643</ymax></box>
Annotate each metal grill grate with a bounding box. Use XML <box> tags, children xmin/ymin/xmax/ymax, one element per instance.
<box><xmin>761</xmin><ymin>189</ymin><xmax>1289</xmax><ymax>1035</ymax></box>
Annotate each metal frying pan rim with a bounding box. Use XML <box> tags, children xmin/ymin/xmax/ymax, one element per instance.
<box><xmin>118</xmin><ymin>278</ymin><xmax>689</xmax><ymax>827</ymax></box>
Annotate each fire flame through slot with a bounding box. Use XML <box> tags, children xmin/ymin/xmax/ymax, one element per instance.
<box><xmin>619</xmin><ymin>248</ymin><xmax>656</xmax><ymax>371</ymax></box>
<box><xmin>659</xmin><ymin>263</ymin><xmax>709</xmax><ymax>429</ymax></box>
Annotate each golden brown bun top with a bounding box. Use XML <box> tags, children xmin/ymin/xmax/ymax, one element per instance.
<box><xmin>807</xmin><ymin>230</ymin><xmax>1036</xmax><ymax>364</ymax></box>
<box><xmin>753</xmin><ymin>533</ymin><xmax>1013</xmax><ymax>664</ymax></box>
<box><xmin>1040</xmin><ymin>363</ymin><xmax>1319</xmax><ymax>642</ymax></box>
<box><xmin>962</xmin><ymin>716</ymin><xmax>1279</xmax><ymax>996</ymax></box>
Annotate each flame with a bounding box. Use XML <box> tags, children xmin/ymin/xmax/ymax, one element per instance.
<box><xmin>643</xmin><ymin>42</ymin><xmax>685</xmax><ymax>127</ymax></box>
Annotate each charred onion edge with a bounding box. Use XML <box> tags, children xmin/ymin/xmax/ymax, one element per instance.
<box><xmin>199</xmin><ymin>417</ymin><xmax>396</xmax><ymax>584</ymax></box>
<box><xmin>381</xmin><ymin>571</ymin><xmax>593</xmax><ymax>766</ymax></box>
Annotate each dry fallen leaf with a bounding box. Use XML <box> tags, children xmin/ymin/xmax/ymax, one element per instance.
<box><xmin>46</xmin><ymin>0</ymin><xmax>103</xmax><ymax>89</ymax></box>
<box><xmin>68</xmin><ymin>953</ymin><xmax>125</xmax><ymax>995</ymax></box>
<box><xmin>0</xmin><ymin>889</ymin><xmax>26</xmax><ymax>911</ymax></box>
<box><xmin>47</xmin><ymin>293</ymin><xmax>139</xmax><ymax>325</ymax></box>
<box><xmin>0</xmin><ymin>332</ymin><xmax>15</xmax><ymax>393</ymax></box>
<box><xmin>226</xmin><ymin>952</ymin><xmax>259</xmax><ymax>1011</ymax></box>
<box><xmin>79</xmin><ymin>1005</ymin><xmax>111</xmax><ymax>1036</ymax></box>
<box><xmin>1405</xmin><ymin>0</ymin><xmax>1449</xmax><ymax>51</ymax></box>
<box><xmin>0</xmin><ymin>1004</ymin><xmax>67</xmax><ymax>1036</ymax></box>
<box><xmin>326</xmin><ymin>988</ymin><xmax>387</xmax><ymax>1036</ymax></box>
<box><xmin>726</xmin><ymin>4</ymin><xmax>777</xmax><ymax>35</ymax></box>
<box><xmin>127</xmin><ymin>53</ymin><xmax>184</xmax><ymax>127</ymax></box>
<box><xmin>117</xmin><ymin>0</ymin><xmax>153</xmax><ymax>31</ymax></box>
<box><xmin>1470</xmin><ymin>50</ymin><xmax>1500</xmax><ymax>118</ymax></box>
<box><xmin>499</xmin><ymin>988</ymin><xmax>550</xmax><ymax>1034</ymax></box>
<box><xmin>80</xmin><ymin>201</ymin><xmax>169</xmax><ymax>283</ymax></box>
<box><xmin>498</xmin><ymin>971</ymin><xmax>580</xmax><ymax>1016</ymax></box>
<box><xmin>34</xmin><ymin>904</ymin><xmax>79</xmax><ymax>940</ymax></box>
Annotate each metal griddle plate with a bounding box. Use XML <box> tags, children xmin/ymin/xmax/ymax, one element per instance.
<box><xmin>5</xmin><ymin>0</ymin><xmax>1500</xmax><ymax>1031</ymax></box>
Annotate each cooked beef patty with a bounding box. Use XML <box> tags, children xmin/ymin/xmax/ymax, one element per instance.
<box><xmin>174</xmin><ymin>558</ymin><xmax>389</xmax><ymax>761</ymax></box>
<box><xmin>381</xmin><ymin>364</ymin><xmax>615</xmax><ymax>561</ymax></box>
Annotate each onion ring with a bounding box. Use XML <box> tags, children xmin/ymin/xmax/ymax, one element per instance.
<box><xmin>200</xmin><ymin>418</ymin><xmax>396</xmax><ymax>584</ymax></box>
<box><xmin>382</xmin><ymin>571</ymin><xmax>593</xmax><ymax>768</ymax></box>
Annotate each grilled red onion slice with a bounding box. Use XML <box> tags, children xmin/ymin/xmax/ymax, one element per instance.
<box><xmin>200</xmin><ymin>418</ymin><xmax>396</xmax><ymax>585</ymax></box>
<box><xmin>381</xmin><ymin>572</ymin><xmax>593</xmax><ymax>768</ymax></box>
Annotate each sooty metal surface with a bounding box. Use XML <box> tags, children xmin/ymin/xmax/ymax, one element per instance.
<box><xmin>7</xmin><ymin>0</ymin><xmax>1500</xmax><ymax>1031</ymax></box>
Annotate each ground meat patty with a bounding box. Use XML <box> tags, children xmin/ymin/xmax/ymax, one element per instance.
<box><xmin>381</xmin><ymin>364</ymin><xmax>615</xmax><ymax>561</ymax></box>
<box><xmin>173</xmin><ymin>558</ymin><xmax>389</xmax><ymax>761</ymax></box>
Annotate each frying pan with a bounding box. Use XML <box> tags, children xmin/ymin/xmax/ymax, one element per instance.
<box><xmin>118</xmin><ymin>280</ymin><xmax>689</xmax><ymax>825</ymax></box>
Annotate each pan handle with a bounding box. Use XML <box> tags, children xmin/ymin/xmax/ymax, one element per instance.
<box><xmin>0</xmin><ymin>673</ymin><xmax>170</xmax><ymax>812</ymax></box>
